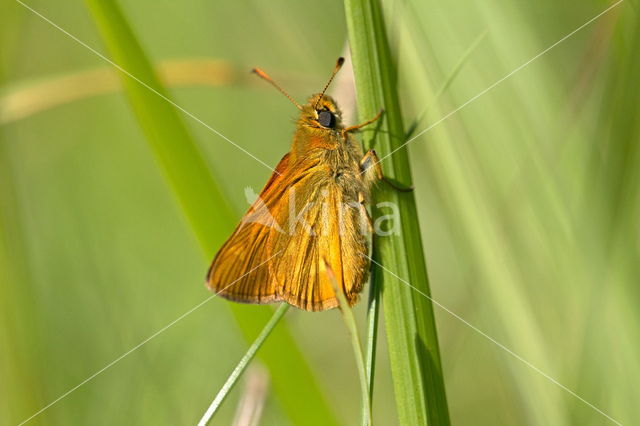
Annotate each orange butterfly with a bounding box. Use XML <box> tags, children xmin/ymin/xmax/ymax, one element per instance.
<box><xmin>206</xmin><ymin>58</ymin><xmax>383</xmax><ymax>311</ymax></box>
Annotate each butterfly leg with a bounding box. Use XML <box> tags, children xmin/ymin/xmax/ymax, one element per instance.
<box><xmin>359</xmin><ymin>149</ymin><xmax>383</xmax><ymax>187</ymax></box>
<box><xmin>344</xmin><ymin>109</ymin><xmax>384</xmax><ymax>134</ymax></box>
<box><xmin>349</xmin><ymin>110</ymin><xmax>411</xmax><ymax>192</ymax></box>
<box><xmin>383</xmin><ymin>177</ymin><xmax>413</xmax><ymax>192</ymax></box>
<box><xmin>360</xmin><ymin>149</ymin><xmax>413</xmax><ymax>192</ymax></box>
<box><xmin>358</xmin><ymin>191</ymin><xmax>373</xmax><ymax>234</ymax></box>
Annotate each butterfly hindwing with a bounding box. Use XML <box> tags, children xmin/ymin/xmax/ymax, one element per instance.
<box><xmin>267</xmin><ymin>160</ymin><xmax>371</xmax><ymax>311</ymax></box>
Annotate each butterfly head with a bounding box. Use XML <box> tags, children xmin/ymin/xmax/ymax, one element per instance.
<box><xmin>300</xmin><ymin>94</ymin><xmax>343</xmax><ymax>130</ymax></box>
<box><xmin>252</xmin><ymin>57</ymin><xmax>346</xmax><ymax>132</ymax></box>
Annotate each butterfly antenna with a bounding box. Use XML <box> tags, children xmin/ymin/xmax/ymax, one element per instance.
<box><xmin>314</xmin><ymin>57</ymin><xmax>345</xmax><ymax>109</ymax></box>
<box><xmin>252</xmin><ymin>68</ymin><xmax>302</xmax><ymax>110</ymax></box>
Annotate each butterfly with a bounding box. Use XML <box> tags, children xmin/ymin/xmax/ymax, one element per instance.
<box><xmin>206</xmin><ymin>58</ymin><xmax>384</xmax><ymax>311</ymax></box>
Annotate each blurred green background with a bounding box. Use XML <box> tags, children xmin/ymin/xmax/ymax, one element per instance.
<box><xmin>1</xmin><ymin>0</ymin><xmax>638</xmax><ymax>425</ymax></box>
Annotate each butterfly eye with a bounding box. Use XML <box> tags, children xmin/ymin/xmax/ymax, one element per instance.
<box><xmin>318</xmin><ymin>110</ymin><xmax>335</xmax><ymax>128</ymax></box>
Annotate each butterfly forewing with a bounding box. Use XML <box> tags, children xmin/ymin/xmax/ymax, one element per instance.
<box><xmin>205</xmin><ymin>154</ymin><xmax>290</xmax><ymax>304</ymax></box>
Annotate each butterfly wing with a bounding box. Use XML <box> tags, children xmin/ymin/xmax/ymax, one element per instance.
<box><xmin>205</xmin><ymin>154</ymin><xmax>290</xmax><ymax>304</ymax></box>
<box><xmin>267</xmin><ymin>162</ymin><xmax>371</xmax><ymax>311</ymax></box>
<box><xmin>207</xmin><ymin>153</ymin><xmax>371</xmax><ymax>311</ymax></box>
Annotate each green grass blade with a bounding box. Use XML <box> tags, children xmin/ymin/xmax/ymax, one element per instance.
<box><xmin>406</xmin><ymin>29</ymin><xmax>488</xmax><ymax>139</ymax></box>
<box><xmin>82</xmin><ymin>0</ymin><xmax>235</xmax><ymax>247</ymax></box>
<box><xmin>364</xmin><ymin>263</ymin><xmax>381</xmax><ymax>402</ymax></box>
<box><xmin>83</xmin><ymin>1</ymin><xmax>338</xmax><ymax>424</ymax></box>
<box><xmin>198</xmin><ymin>304</ymin><xmax>289</xmax><ymax>426</ymax></box>
<box><xmin>432</xmin><ymin>29</ymin><xmax>488</xmax><ymax>103</ymax></box>
<box><xmin>0</xmin><ymin>149</ymin><xmax>44</xmax><ymax>424</ymax></box>
<box><xmin>343</xmin><ymin>0</ymin><xmax>451</xmax><ymax>424</ymax></box>
<box><xmin>322</xmin><ymin>260</ymin><xmax>372</xmax><ymax>425</ymax></box>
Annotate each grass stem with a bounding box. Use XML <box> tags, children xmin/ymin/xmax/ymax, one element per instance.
<box><xmin>198</xmin><ymin>304</ymin><xmax>290</xmax><ymax>426</ymax></box>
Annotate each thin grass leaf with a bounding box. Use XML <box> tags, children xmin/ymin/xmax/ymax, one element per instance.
<box><xmin>0</xmin><ymin>154</ymin><xmax>44</xmax><ymax>423</ymax></box>
<box><xmin>343</xmin><ymin>0</ymin><xmax>451</xmax><ymax>424</ymax></box>
<box><xmin>321</xmin><ymin>259</ymin><xmax>372</xmax><ymax>426</ymax></box>
<box><xmin>406</xmin><ymin>29</ymin><xmax>488</xmax><ymax>139</ymax></box>
<box><xmin>364</xmin><ymin>264</ymin><xmax>381</xmax><ymax>401</ymax></box>
<box><xmin>198</xmin><ymin>304</ymin><xmax>289</xmax><ymax>426</ymax></box>
<box><xmin>83</xmin><ymin>1</ymin><xmax>338</xmax><ymax>424</ymax></box>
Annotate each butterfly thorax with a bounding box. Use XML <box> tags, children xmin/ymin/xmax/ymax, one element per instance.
<box><xmin>290</xmin><ymin>94</ymin><xmax>367</xmax><ymax>202</ymax></box>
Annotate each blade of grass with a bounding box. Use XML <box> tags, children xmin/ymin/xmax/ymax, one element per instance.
<box><xmin>405</xmin><ymin>29</ymin><xmax>488</xmax><ymax>139</ymax></box>
<box><xmin>83</xmin><ymin>1</ymin><xmax>337</xmax><ymax>424</ymax></box>
<box><xmin>81</xmin><ymin>0</ymin><xmax>234</xmax><ymax>246</ymax></box>
<box><xmin>364</xmin><ymin>259</ymin><xmax>381</xmax><ymax>401</ymax></box>
<box><xmin>0</xmin><ymin>59</ymin><xmax>237</xmax><ymax>125</ymax></box>
<box><xmin>343</xmin><ymin>0</ymin><xmax>451</xmax><ymax>424</ymax></box>
<box><xmin>432</xmin><ymin>30</ymin><xmax>488</xmax><ymax>103</ymax></box>
<box><xmin>0</xmin><ymin>148</ymin><xmax>45</xmax><ymax>424</ymax></box>
<box><xmin>198</xmin><ymin>304</ymin><xmax>289</xmax><ymax>426</ymax></box>
<box><xmin>321</xmin><ymin>259</ymin><xmax>372</xmax><ymax>426</ymax></box>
